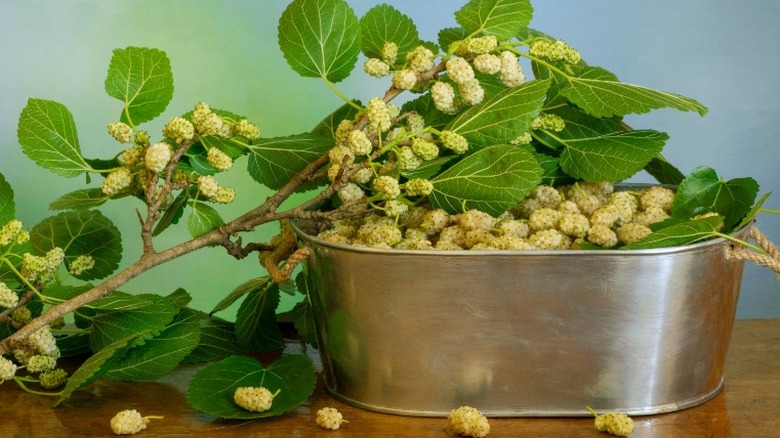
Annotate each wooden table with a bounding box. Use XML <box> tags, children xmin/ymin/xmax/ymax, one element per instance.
<box><xmin>1</xmin><ymin>319</ymin><xmax>778</xmax><ymax>437</ymax></box>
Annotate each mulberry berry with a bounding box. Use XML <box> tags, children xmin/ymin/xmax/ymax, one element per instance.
<box><xmin>444</xmin><ymin>406</ymin><xmax>490</xmax><ymax>438</ymax></box>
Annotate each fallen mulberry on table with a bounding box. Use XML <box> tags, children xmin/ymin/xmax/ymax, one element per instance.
<box><xmin>316</xmin><ymin>407</ymin><xmax>346</xmax><ymax>430</ymax></box>
<box><xmin>591</xmin><ymin>410</ymin><xmax>635</xmax><ymax>436</ymax></box>
<box><xmin>444</xmin><ymin>405</ymin><xmax>490</xmax><ymax>437</ymax></box>
<box><xmin>110</xmin><ymin>409</ymin><xmax>161</xmax><ymax>435</ymax></box>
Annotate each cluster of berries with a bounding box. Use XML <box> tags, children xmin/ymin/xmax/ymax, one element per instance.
<box><xmin>0</xmin><ymin>218</ymin><xmax>94</xmax><ymax>392</ymax></box>
<box><xmin>103</xmin><ymin>102</ymin><xmax>261</xmax><ymax>207</ymax></box>
<box><xmin>317</xmin><ymin>182</ymin><xmax>676</xmax><ymax>250</ymax></box>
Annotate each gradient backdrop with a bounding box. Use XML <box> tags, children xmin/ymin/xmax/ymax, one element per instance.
<box><xmin>1</xmin><ymin>1</ymin><xmax>778</xmax><ymax>318</ymax></box>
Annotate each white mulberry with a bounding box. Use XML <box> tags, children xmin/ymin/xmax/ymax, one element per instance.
<box><xmin>233</xmin><ymin>386</ymin><xmax>277</xmax><ymax>413</ymax></box>
<box><xmin>316</xmin><ymin>407</ymin><xmax>346</xmax><ymax>430</ymax></box>
<box><xmin>444</xmin><ymin>406</ymin><xmax>491</xmax><ymax>438</ymax></box>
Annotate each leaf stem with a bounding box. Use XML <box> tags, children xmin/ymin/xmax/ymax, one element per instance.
<box><xmin>13</xmin><ymin>377</ymin><xmax>62</xmax><ymax>397</ymax></box>
<box><xmin>758</xmin><ymin>208</ymin><xmax>780</xmax><ymax>215</ymax></box>
<box><xmin>713</xmin><ymin>232</ymin><xmax>766</xmax><ymax>254</ymax></box>
<box><xmin>322</xmin><ymin>76</ymin><xmax>362</xmax><ymax>111</ymax></box>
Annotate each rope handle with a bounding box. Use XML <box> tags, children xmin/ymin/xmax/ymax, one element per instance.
<box><xmin>727</xmin><ymin>226</ymin><xmax>780</xmax><ymax>274</ymax></box>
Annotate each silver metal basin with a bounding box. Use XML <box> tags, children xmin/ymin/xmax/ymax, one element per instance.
<box><xmin>293</xmin><ymin>221</ymin><xmax>747</xmax><ymax>417</ymax></box>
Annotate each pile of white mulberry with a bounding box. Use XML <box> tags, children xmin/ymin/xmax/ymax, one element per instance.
<box><xmin>317</xmin><ymin>182</ymin><xmax>676</xmax><ymax>250</ymax></box>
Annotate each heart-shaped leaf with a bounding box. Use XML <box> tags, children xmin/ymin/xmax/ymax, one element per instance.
<box><xmin>104</xmin><ymin>47</ymin><xmax>173</xmax><ymax>125</ymax></box>
<box><xmin>187</xmin><ymin>354</ymin><xmax>316</xmax><ymax>419</ymax></box>
<box><xmin>181</xmin><ymin>314</ymin><xmax>241</xmax><ymax>364</ymax></box>
<box><xmin>278</xmin><ymin>0</ymin><xmax>361</xmax><ymax>83</ymax></box>
<box><xmin>235</xmin><ymin>282</ymin><xmax>284</xmax><ymax>353</ymax></box>
<box><xmin>17</xmin><ymin>99</ymin><xmax>91</xmax><ymax>177</ymax></box>
<box><xmin>359</xmin><ymin>4</ymin><xmax>420</xmax><ymax>62</ymax></box>
<box><xmin>29</xmin><ymin>209</ymin><xmax>122</xmax><ymax>281</ymax></box>
<box><xmin>672</xmin><ymin>166</ymin><xmax>760</xmax><ymax>231</ymax></box>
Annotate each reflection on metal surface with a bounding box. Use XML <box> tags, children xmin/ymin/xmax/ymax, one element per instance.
<box><xmin>294</xmin><ymin>221</ymin><xmax>748</xmax><ymax>417</ymax></box>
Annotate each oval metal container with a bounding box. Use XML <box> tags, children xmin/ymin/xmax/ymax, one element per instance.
<box><xmin>293</xmin><ymin>221</ymin><xmax>748</xmax><ymax>417</ymax></box>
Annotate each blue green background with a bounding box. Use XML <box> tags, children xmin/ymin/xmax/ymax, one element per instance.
<box><xmin>1</xmin><ymin>1</ymin><xmax>778</xmax><ymax>318</ymax></box>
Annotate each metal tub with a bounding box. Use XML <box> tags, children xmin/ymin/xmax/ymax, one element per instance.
<box><xmin>293</xmin><ymin>221</ymin><xmax>748</xmax><ymax>417</ymax></box>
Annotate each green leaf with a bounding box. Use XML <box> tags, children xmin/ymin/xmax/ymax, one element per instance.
<box><xmin>88</xmin><ymin>294</ymin><xmax>179</xmax><ymax>352</ymax></box>
<box><xmin>561</xmin><ymin>67</ymin><xmax>708</xmax><ymax>118</ymax></box>
<box><xmin>48</xmin><ymin>188</ymin><xmax>108</xmax><ymax>211</ymax></box>
<box><xmin>166</xmin><ymin>288</ymin><xmax>192</xmax><ymax>308</ymax></box>
<box><xmin>278</xmin><ymin>0</ymin><xmax>361</xmax><ymax>83</ymax></box>
<box><xmin>735</xmin><ymin>191</ymin><xmax>771</xmax><ymax>232</ymax></box>
<box><xmin>455</xmin><ymin>0</ymin><xmax>533</xmax><ymax>40</ymax></box>
<box><xmin>438</xmin><ymin>27</ymin><xmax>469</xmax><ymax>53</ymax></box>
<box><xmin>210</xmin><ymin>277</ymin><xmax>271</xmax><ymax>315</ymax></box>
<box><xmin>153</xmin><ymin>189</ymin><xmax>189</xmax><ymax>237</ymax></box>
<box><xmin>103</xmin><ymin>307</ymin><xmax>201</xmax><ymax>381</ymax></box>
<box><xmin>29</xmin><ymin>209</ymin><xmax>122</xmax><ymax>281</ymax></box>
<box><xmin>644</xmin><ymin>156</ymin><xmax>685</xmax><ymax>186</ymax></box>
<box><xmin>359</xmin><ymin>4</ymin><xmax>420</xmax><ymax>61</ymax></box>
<box><xmin>186</xmin><ymin>354</ymin><xmax>316</xmax><ymax>419</ymax></box>
<box><xmin>187</xmin><ymin>201</ymin><xmax>224</xmax><ymax>238</ymax></box>
<box><xmin>430</xmin><ymin>144</ymin><xmax>543</xmax><ymax>215</ymax></box>
<box><xmin>310</xmin><ymin>101</ymin><xmax>361</xmax><ymax>138</ymax></box>
<box><xmin>182</xmin><ymin>313</ymin><xmax>241</xmax><ymax>364</ymax></box>
<box><xmin>558</xmin><ymin>130</ymin><xmax>668</xmax><ymax>182</ymax></box>
<box><xmin>246</xmin><ymin>133</ymin><xmax>332</xmax><ymax>191</ymax></box>
<box><xmin>622</xmin><ymin>215</ymin><xmax>724</xmax><ymax>250</ymax></box>
<box><xmin>104</xmin><ymin>47</ymin><xmax>174</xmax><ymax>125</ymax></box>
<box><xmin>53</xmin><ymin>331</ymin><xmax>149</xmax><ymax>407</ymax></box>
<box><xmin>446</xmin><ymin>79</ymin><xmax>550</xmax><ymax>147</ymax></box>
<box><xmin>0</xmin><ymin>173</ymin><xmax>14</xmax><ymax>224</ymax></box>
<box><xmin>672</xmin><ymin>167</ymin><xmax>760</xmax><ymax>231</ymax></box>
<box><xmin>17</xmin><ymin>99</ymin><xmax>91</xmax><ymax>177</ymax></box>
<box><xmin>235</xmin><ymin>282</ymin><xmax>284</xmax><ymax>353</ymax></box>
<box><xmin>402</xmin><ymin>155</ymin><xmax>459</xmax><ymax>180</ymax></box>
<box><xmin>292</xmin><ymin>273</ymin><xmax>319</xmax><ymax>348</ymax></box>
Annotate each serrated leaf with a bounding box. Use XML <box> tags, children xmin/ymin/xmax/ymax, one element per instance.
<box><xmin>103</xmin><ymin>307</ymin><xmax>201</xmax><ymax>381</ymax></box>
<box><xmin>246</xmin><ymin>133</ymin><xmax>332</xmax><ymax>191</ymax></box>
<box><xmin>104</xmin><ymin>47</ymin><xmax>173</xmax><ymax>125</ymax></box>
<box><xmin>182</xmin><ymin>314</ymin><xmax>241</xmax><ymax>364</ymax></box>
<box><xmin>402</xmin><ymin>155</ymin><xmax>459</xmax><ymax>180</ymax></box>
<box><xmin>56</xmin><ymin>332</ymin><xmax>92</xmax><ymax>358</ymax></box>
<box><xmin>17</xmin><ymin>99</ymin><xmax>91</xmax><ymax>177</ymax></box>
<box><xmin>455</xmin><ymin>0</ymin><xmax>533</xmax><ymax>40</ymax></box>
<box><xmin>559</xmin><ymin>130</ymin><xmax>668</xmax><ymax>182</ymax></box>
<box><xmin>278</xmin><ymin>0</ymin><xmax>361</xmax><ymax>83</ymax></box>
<box><xmin>166</xmin><ymin>288</ymin><xmax>192</xmax><ymax>308</ymax></box>
<box><xmin>187</xmin><ymin>201</ymin><xmax>224</xmax><ymax>238</ymax></box>
<box><xmin>359</xmin><ymin>4</ymin><xmax>420</xmax><ymax>62</ymax></box>
<box><xmin>622</xmin><ymin>215</ymin><xmax>724</xmax><ymax>250</ymax></box>
<box><xmin>672</xmin><ymin>167</ymin><xmax>760</xmax><ymax>231</ymax></box>
<box><xmin>88</xmin><ymin>294</ymin><xmax>179</xmax><ymax>352</ymax></box>
<box><xmin>210</xmin><ymin>277</ymin><xmax>271</xmax><ymax>315</ymax></box>
<box><xmin>53</xmin><ymin>331</ymin><xmax>149</xmax><ymax>407</ymax></box>
<box><xmin>41</xmin><ymin>284</ymin><xmax>93</xmax><ymax>305</ymax></box>
<box><xmin>0</xmin><ymin>173</ymin><xmax>14</xmax><ymax>224</ymax></box>
<box><xmin>430</xmin><ymin>144</ymin><xmax>543</xmax><ymax>215</ymax></box>
<box><xmin>561</xmin><ymin>66</ymin><xmax>708</xmax><ymax>118</ymax></box>
<box><xmin>446</xmin><ymin>79</ymin><xmax>550</xmax><ymax>147</ymax></box>
<box><xmin>48</xmin><ymin>188</ymin><xmax>108</xmax><ymax>211</ymax></box>
<box><xmin>186</xmin><ymin>354</ymin><xmax>316</xmax><ymax>419</ymax></box>
<box><xmin>29</xmin><ymin>209</ymin><xmax>122</xmax><ymax>281</ymax></box>
<box><xmin>235</xmin><ymin>282</ymin><xmax>284</xmax><ymax>353</ymax></box>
